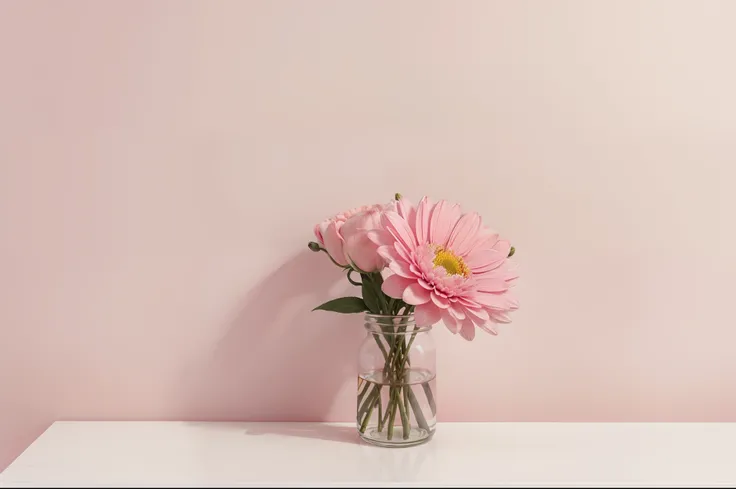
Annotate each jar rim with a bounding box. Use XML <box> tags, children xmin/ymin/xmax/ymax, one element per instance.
<box><xmin>364</xmin><ymin>313</ymin><xmax>415</xmax><ymax>319</ymax></box>
<box><xmin>363</xmin><ymin>312</ymin><xmax>431</xmax><ymax>333</ymax></box>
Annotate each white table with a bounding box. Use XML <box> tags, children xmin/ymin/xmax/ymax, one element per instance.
<box><xmin>1</xmin><ymin>422</ymin><xmax>734</xmax><ymax>487</ymax></box>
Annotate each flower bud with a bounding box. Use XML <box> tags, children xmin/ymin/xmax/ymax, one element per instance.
<box><xmin>508</xmin><ymin>246</ymin><xmax>515</xmax><ymax>258</ymax></box>
<box><xmin>394</xmin><ymin>193</ymin><xmax>402</xmax><ymax>201</ymax></box>
<box><xmin>308</xmin><ymin>241</ymin><xmax>322</xmax><ymax>252</ymax></box>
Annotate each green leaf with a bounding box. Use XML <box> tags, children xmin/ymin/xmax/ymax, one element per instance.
<box><xmin>361</xmin><ymin>275</ymin><xmax>381</xmax><ymax>314</ymax></box>
<box><xmin>371</xmin><ymin>272</ymin><xmax>384</xmax><ymax>288</ymax></box>
<box><xmin>312</xmin><ymin>297</ymin><xmax>369</xmax><ymax>314</ymax></box>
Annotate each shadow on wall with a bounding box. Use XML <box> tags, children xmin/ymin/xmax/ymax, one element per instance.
<box><xmin>176</xmin><ymin>249</ymin><xmax>363</xmax><ymax>421</ymax></box>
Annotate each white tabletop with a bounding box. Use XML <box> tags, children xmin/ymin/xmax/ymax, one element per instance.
<box><xmin>1</xmin><ymin>421</ymin><xmax>735</xmax><ymax>487</ymax></box>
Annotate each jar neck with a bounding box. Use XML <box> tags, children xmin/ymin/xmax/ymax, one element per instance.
<box><xmin>363</xmin><ymin>313</ymin><xmax>431</xmax><ymax>335</ymax></box>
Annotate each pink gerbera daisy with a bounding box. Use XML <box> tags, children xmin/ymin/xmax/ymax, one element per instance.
<box><xmin>372</xmin><ymin>197</ymin><xmax>519</xmax><ymax>341</ymax></box>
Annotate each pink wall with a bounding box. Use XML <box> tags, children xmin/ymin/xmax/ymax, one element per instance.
<box><xmin>2</xmin><ymin>0</ymin><xmax>736</xmax><ymax>471</ymax></box>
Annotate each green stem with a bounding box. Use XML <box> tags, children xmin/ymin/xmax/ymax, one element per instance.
<box><xmin>359</xmin><ymin>396</ymin><xmax>377</xmax><ymax>433</ymax></box>
<box><xmin>383</xmin><ymin>315</ymin><xmax>412</xmax><ymax>374</ymax></box>
<box><xmin>387</xmin><ymin>387</ymin><xmax>398</xmax><ymax>440</ymax></box>
<box><xmin>422</xmin><ymin>383</ymin><xmax>437</xmax><ymax>417</ymax></box>
<box><xmin>377</xmin><ymin>389</ymin><xmax>384</xmax><ymax>431</ymax></box>
<box><xmin>394</xmin><ymin>325</ymin><xmax>433</xmax><ymax>433</ymax></box>
<box><xmin>397</xmin><ymin>386</ymin><xmax>410</xmax><ymax>439</ymax></box>
<box><xmin>383</xmin><ymin>334</ymin><xmax>400</xmax><ymax>374</ymax></box>
<box><xmin>389</xmin><ymin>326</ymin><xmax>408</xmax><ymax>374</ymax></box>
<box><xmin>347</xmin><ymin>269</ymin><xmax>362</xmax><ymax>286</ymax></box>
<box><xmin>381</xmin><ymin>317</ymin><xmax>425</xmax><ymax>439</ymax></box>
<box><xmin>359</xmin><ymin>323</ymin><xmax>390</xmax><ymax>414</ymax></box>
<box><xmin>407</xmin><ymin>386</ymin><xmax>430</xmax><ymax>432</ymax></box>
<box><xmin>399</xmin><ymin>338</ymin><xmax>411</xmax><ymax>439</ymax></box>
<box><xmin>404</xmin><ymin>384</ymin><xmax>410</xmax><ymax>426</ymax></box>
<box><xmin>318</xmin><ymin>248</ymin><xmax>350</xmax><ymax>269</ymax></box>
<box><xmin>394</xmin><ymin>331</ymin><xmax>417</xmax><ymax>370</ymax></box>
<box><xmin>375</xmin><ymin>284</ymin><xmax>390</xmax><ymax>314</ymax></box>
<box><xmin>379</xmin><ymin>393</ymin><xmax>391</xmax><ymax>430</ymax></box>
<box><xmin>358</xmin><ymin>385</ymin><xmax>380</xmax><ymax>419</ymax></box>
<box><xmin>364</xmin><ymin>273</ymin><xmax>389</xmax><ymax>314</ymax></box>
<box><xmin>357</xmin><ymin>380</ymin><xmax>370</xmax><ymax>404</ymax></box>
<box><xmin>372</xmin><ymin>334</ymin><xmax>388</xmax><ymax>360</ymax></box>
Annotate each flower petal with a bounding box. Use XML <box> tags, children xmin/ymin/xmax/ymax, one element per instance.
<box><xmin>344</xmin><ymin>233</ymin><xmax>384</xmax><ymax>272</ymax></box>
<box><xmin>472</xmin><ymin>291</ymin><xmax>519</xmax><ymax>311</ymax></box>
<box><xmin>457</xmin><ymin>296</ymin><xmax>482</xmax><ymax>309</ymax></box>
<box><xmin>388</xmin><ymin>259</ymin><xmax>414</xmax><ymax>279</ymax></box>
<box><xmin>466</xmin><ymin>309</ymin><xmax>495</xmax><ymax>334</ymax></box>
<box><xmin>492</xmin><ymin>239</ymin><xmax>511</xmax><ymax>258</ymax></box>
<box><xmin>415</xmin><ymin>303</ymin><xmax>442</xmax><ymax>326</ymax></box>
<box><xmin>403</xmin><ymin>282</ymin><xmax>431</xmax><ymax>305</ymax></box>
<box><xmin>414</xmin><ymin>196</ymin><xmax>431</xmax><ymax>245</ymax></box>
<box><xmin>396</xmin><ymin>198</ymin><xmax>417</xmax><ymax>234</ymax></box>
<box><xmin>366</xmin><ymin>229</ymin><xmax>393</xmax><ymax>247</ymax></box>
<box><xmin>393</xmin><ymin>241</ymin><xmax>413</xmax><ymax>263</ymax></box>
<box><xmin>449</xmin><ymin>305</ymin><xmax>466</xmax><ymax>320</ymax></box>
<box><xmin>465</xmin><ymin>307</ymin><xmax>489</xmax><ymax>322</ymax></box>
<box><xmin>442</xmin><ymin>309</ymin><xmax>461</xmax><ymax>334</ymax></box>
<box><xmin>503</xmin><ymin>265</ymin><xmax>520</xmax><ymax>283</ymax></box>
<box><xmin>314</xmin><ymin>223</ymin><xmax>325</xmax><ymax>244</ymax></box>
<box><xmin>467</xmin><ymin>227</ymin><xmax>499</xmax><ymax>252</ymax></box>
<box><xmin>323</xmin><ymin>221</ymin><xmax>348</xmax><ymax>266</ymax></box>
<box><xmin>459</xmin><ymin>319</ymin><xmax>476</xmax><ymax>341</ymax></box>
<box><xmin>382</xmin><ymin>274</ymin><xmax>413</xmax><ymax>298</ymax></box>
<box><xmin>430</xmin><ymin>292</ymin><xmax>450</xmax><ymax>309</ymax></box>
<box><xmin>465</xmin><ymin>249</ymin><xmax>506</xmax><ymax>274</ymax></box>
<box><xmin>429</xmin><ymin>201</ymin><xmax>461</xmax><ymax>246</ymax></box>
<box><xmin>377</xmin><ymin>245</ymin><xmax>401</xmax><ymax>263</ymax></box>
<box><xmin>381</xmin><ymin>211</ymin><xmax>417</xmax><ymax>251</ymax></box>
<box><xmin>489</xmin><ymin>311</ymin><xmax>513</xmax><ymax>323</ymax></box>
<box><xmin>446</xmin><ymin>212</ymin><xmax>481</xmax><ymax>257</ymax></box>
<box><xmin>478</xmin><ymin>321</ymin><xmax>499</xmax><ymax>335</ymax></box>
<box><xmin>476</xmin><ymin>278</ymin><xmax>510</xmax><ymax>293</ymax></box>
<box><xmin>417</xmin><ymin>277</ymin><xmax>432</xmax><ymax>290</ymax></box>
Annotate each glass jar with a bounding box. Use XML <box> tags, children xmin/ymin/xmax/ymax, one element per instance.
<box><xmin>357</xmin><ymin>314</ymin><xmax>436</xmax><ymax>447</ymax></box>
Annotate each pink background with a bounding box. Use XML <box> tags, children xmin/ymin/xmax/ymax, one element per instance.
<box><xmin>2</xmin><ymin>0</ymin><xmax>735</xmax><ymax>471</ymax></box>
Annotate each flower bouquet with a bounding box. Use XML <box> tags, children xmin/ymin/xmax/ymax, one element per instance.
<box><xmin>309</xmin><ymin>194</ymin><xmax>518</xmax><ymax>446</ymax></box>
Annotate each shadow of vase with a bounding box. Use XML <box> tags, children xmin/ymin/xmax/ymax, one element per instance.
<box><xmin>176</xmin><ymin>249</ymin><xmax>364</xmax><ymax>422</ymax></box>
<box><xmin>243</xmin><ymin>422</ymin><xmax>360</xmax><ymax>445</ymax></box>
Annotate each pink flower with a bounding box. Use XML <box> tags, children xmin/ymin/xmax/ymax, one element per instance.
<box><xmin>314</xmin><ymin>204</ymin><xmax>386</xmax><ymax>271</ymax></box>
<box><xmin>373</xmin><ymin>197</ymin><xmax>519</xmax><ymax>341</ymax></box>
<box><xmin>340</xmin><ymin>207</ymin><xmax>387</xmax><ymax>272</ymax></box>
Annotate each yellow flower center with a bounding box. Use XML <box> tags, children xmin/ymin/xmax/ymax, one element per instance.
<box><xmin>432</xmin><ymin>246</ymin><xmax>470</xmax><ymax>278</ymax></box>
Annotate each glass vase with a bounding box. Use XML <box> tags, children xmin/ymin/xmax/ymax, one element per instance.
<box><xmin>357</xmin><ymin>313</ymin><xmax>436</xmax><ymax>447</ymax></box>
